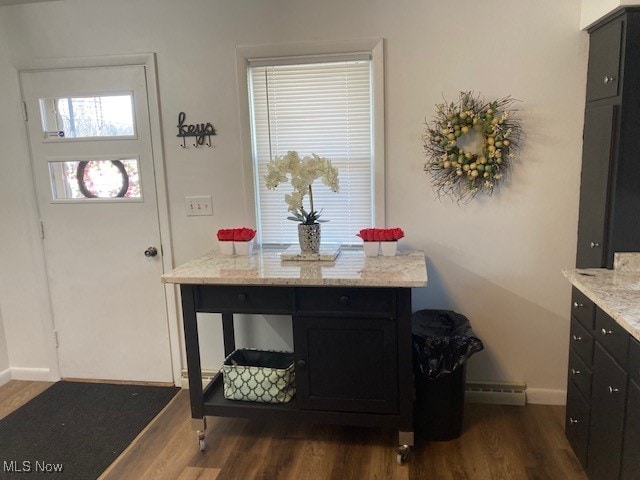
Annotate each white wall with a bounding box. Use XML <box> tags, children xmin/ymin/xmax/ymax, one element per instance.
<box><xmin>580</xmin><ymin>0</ymin><xmax>640</xmax><ymax>29</ymax></box>
<box><xmin>0</xmin><ymin>13</ymin><xmax>57</xmax><ymax>381</ymax></box>
<box><xmin>0</xmin><ymin>308</ymin><xmax>10</xmax><ymax>385</ymax></box>
<box><xmin>0</xmin><ymin>0</ymin><xmax>588</xmax><ymax>402</ymax></box>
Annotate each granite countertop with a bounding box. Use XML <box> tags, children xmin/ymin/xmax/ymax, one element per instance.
<box><xmin>563</xmin><ymin>253</ymin><xmax>640</xmax><ymax>341</ymax></box>
<box><xmin>162</xmin><ymin>247</ymin><xmax>428</xmax><ymax>288</ymax></box>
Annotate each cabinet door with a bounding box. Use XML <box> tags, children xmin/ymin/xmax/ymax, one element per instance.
<box><xmin>293</xmin><ymin>315</ymin><xmax>398</xmax><ymax>414</ymax></box>
<box><xmin>566</xmin><ymin>381</ymin><xmax>590</xmax><ymax>470</ymax></box>
<box><xmin>588</xmin><ymin>343</ymin><xmax>627</xmax><ymax>480</ymax></box>
<box><xmin>586</xmin><ymin>19</ymin><xmax>623</xmax><ymax>102</ymax></box>
<box><xmin>621</xmin><ymin>380</ymin><xmax>640</xmax><ymax>480</ymax></box>
<box><xmin>576</xmin><ymin>104</ymin><xmax>618</xmax><ymax>268</ymax></box>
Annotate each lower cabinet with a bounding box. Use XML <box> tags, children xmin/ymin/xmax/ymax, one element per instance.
<box><xmin>566</xmin><ymin>298</ymin><xmax>640</xmax><ymax>480</ymax></box>
<box><xmin>292</xmin><ymin>315</ymin><xmax>398</xmax><ymax>414</ymax></box>
<box><xmin>587</xmin><ymin>344</ymin><xmax>627</xmax><ymax>480</ymax></box>
<box><xmin>620</xmin><ymin>380</ymin><xmax>640</xmax><ymax>480</ymax></box>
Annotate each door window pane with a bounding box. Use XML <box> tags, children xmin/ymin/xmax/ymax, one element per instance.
<box><xmin>39</xmin><ymin>94</ymin><xmax>135</xmax><ymax>139</ymax></box>
<box><xmin>48</xmin><ymin>158</ymin><xmax>141</xmax><ymax>200</ymax></box>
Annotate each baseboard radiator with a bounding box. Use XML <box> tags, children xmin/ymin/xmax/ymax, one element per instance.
<box><xmin>465</xmin><ymin>381</ymin><xmax>527</xmax><ymax>406</ymax></box>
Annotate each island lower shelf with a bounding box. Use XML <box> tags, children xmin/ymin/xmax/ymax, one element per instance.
<box><xmin>202</xmin><ymin>374</ymin><xmax>402</xmax><ymax>429</ymax></box>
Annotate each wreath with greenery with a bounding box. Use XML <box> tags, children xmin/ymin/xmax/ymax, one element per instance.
<box><xmin>423</xmin><ymin>91</ymin><xmax>523</xmax><ymax>202</ymax></box>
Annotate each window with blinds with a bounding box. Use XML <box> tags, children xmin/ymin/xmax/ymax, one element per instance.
<box><xmin>248</xmin><ymin>56</ymin><xmax>374</xmax><ymax>245</ymax></box>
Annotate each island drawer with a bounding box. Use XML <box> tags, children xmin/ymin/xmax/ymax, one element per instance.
<box><xmin>194</xmin><ymin>285</ymin><xmax>294</xmax><ymax>314</ymax></box>
<box><xmin>570</xmin><ymin>317</ymin><xmax>594</xmax><ymax>366</ymax></box>
<box><xmin>569</xmin><ymin>348</ymin><xmax>592</xmax><ymax>401</ymax></box>
<box><xmin>595</xmin><ymin>308</ymin><xmax>629</xmax><ymax>366</ymax></box>
<box><xmin>571</xmin><ymin>287</ymin><xmax>596</xmax><ymax>331</ymax></box>
<box><xmin>294</xmin><ymin>287</ymin><xmax>395</xmax><ymax>317</ymax></box>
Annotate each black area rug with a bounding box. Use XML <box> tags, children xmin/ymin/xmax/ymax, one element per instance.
<box><xmin>0</xmin><ymin>381</ymin><xmax>179</xmax><ymax>479</ymax></box>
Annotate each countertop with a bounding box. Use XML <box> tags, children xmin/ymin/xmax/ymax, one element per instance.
<box><xmin>563</xmin><ymin>255</ymin><xmax>640</xmax><ymax>341</ymax></box>
<box><xmin>162</xmin><ymin>247</ymin><xmax>428</xmax><ymax>288</ymax></box>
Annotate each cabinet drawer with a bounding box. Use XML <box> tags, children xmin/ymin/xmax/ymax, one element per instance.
<box><xmin>295</xmin><ymin>287</ymin><xmax>395</xmax><ymax>317</ymax></box>
<box><xmin>586</xmin><ymin>19</ymin><xmax>623</xmax><ymax>102</ymax></box>
<box><xmin>569</xmin><ymin>348</ymin><xmax>592</xmax><ymax>401</ymax></box>
<box><xmin>570</xmin><ymin>317</ymin><xmax>594</xmax><ymax>366</ymax></box>
<box><xmin>595</xmin><ymin>308</ymin><xmax>629</xmax><ymax>366</ymax></box>
<box><xmin>195</xmin><ymin>285</ymin><xmax>294</xmax><ymax>313</ymax></box>
<box><xmin>571</xmin><ymin>287</ymin><xmax>595</xmax><ymax>331</ymax></box>
<box><xmin>628</xmin><ymin>337</ymin><xmax>640</xmax><ymax>384</ymax></box>
<box><xmin>566</xmin><ymin>381</ymin><xmax>590</xmax><ymax>469</ymax></box>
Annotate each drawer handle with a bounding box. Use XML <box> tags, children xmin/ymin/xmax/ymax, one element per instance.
<box><xmin>571</xmin><ymin>368</ymin><xmax>581</xmax><ymax>375</ymax></box>
<box><xmin>601</xmin><ymin>328</ymin><xmax>613</xmax><ymax>336</ymax></box>
<box><xmin>572</xmin><ymin>334</ymin><xmax>582</xmax><ymax>342</ymax></box>
<box><xmin>569</xmin><ymin>417</ymin><xmax>579</xmax><ymax>425</ymax></box>
<box><xmin>609</xmin><ymin>386</ymin><xmax>620</xmax><ymax>394</ymax></box>
<box><xmin>573</xmin><ymin>302</ymin><xmax>584</xmax><ymax>309</ymax></box>
<box><xmin>603</xmin><ymin>75</ymin><xmax>616</xmax><ymax>84</ymax></box>
<box><xmin>339</xmin><ymin>295</ymin><xmax>350</xmax><ymax>305</ymax></box>
<box><xmin>237</xmin><ymin>293</ymin><xmax>247</xmax><ymax>302</ymax></box>
<box><xmin>590</xmin><ymin>241</ymin><xmax>601</xmax><ymax>248</ymax></box>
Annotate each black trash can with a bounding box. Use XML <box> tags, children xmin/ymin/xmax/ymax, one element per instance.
<box><xmin>412</xmin><ymin>310</ymin><xmax>484</xmax><ymax>441</ymax></box>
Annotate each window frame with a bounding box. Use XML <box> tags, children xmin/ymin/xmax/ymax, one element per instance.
<box><xmin>235</xmin><ymin>39</ymin><xmax>386</xmax><ymax>245</ymax></box>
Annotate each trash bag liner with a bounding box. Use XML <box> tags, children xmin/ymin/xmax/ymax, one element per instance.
<box><xmin>412</xmin><ymin>309</ymin><xmax>484</xmax><ymax>379</ymax></box>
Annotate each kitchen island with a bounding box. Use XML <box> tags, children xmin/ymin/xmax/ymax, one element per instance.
<box><xmin>162</xmin><ymin>247</ymin><xmax>427</xmax><ymax>462</ymax></box>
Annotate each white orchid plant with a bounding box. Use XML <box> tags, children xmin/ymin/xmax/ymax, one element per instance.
<box><xmin>264</xmin><ymin>151</ymin><xmax>339</xmax><ymax>225</ymax></box>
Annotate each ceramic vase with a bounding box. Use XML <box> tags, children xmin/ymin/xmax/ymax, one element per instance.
<box><xmin>219</xmin><ymin>241</ymin><xmax>235</xmax><ymax>255</ymax></box>
<box><xmin>234</xmin><ymin>240</ymin><xmax>254</xmax><ymax>256</ymax></box>
<box><xmin>380</xmin><ymin>241</ymin><xmax>398</xmax><ymax>257</ymax></box>
<box><xmin>363</xmin><ymin>241</ymin><xmax>380</xmax><ymax>257</ymax></box>
<box><xmin>298</xmin><ymin>224</ymin><xmax>321</xmax><ymax>254</ymax></box>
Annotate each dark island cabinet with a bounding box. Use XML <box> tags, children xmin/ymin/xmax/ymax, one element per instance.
<box><xmin>292</xmin><ymin>315</ymin><xmax>398</xmax><ymax>414</ymax></box>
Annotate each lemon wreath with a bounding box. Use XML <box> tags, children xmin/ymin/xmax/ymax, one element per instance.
<box><xmin>423</xmin><ymin>91</ymin><xmax>523</xmax><ymax>202</ymax></box>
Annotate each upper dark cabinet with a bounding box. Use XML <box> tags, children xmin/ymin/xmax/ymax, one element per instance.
<box><xmin>587</xmin><ymin>19</ymin><xmax>623</xmax><ymax>102</ymax></box>
<box><xmin>575</xmin><ymin>104</ymin><xmax>617</xmax><ymax>268</ymax></box>
<box><xmin>576</xmin><ymin>10</ymin><xmax>640</xmax><ymax>269</ymax></box>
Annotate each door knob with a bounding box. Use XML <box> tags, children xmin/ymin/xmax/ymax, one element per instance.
<box><xmin>571</xmin><ymin>368</ymin><xmax>581</xmax><ymax>375</ymax></box>
<box><xmin>297</xmin><ymin>359</ymin><xmax>306</xmax><ymax>368</ymax></box>
<box><xmin>569</xmin><ymin>418</ymin><xmax>579</xmax><ymax>425</ymax></box>
<box><xmin>573</xmin><ymin>302</ymin><xmax>583</xmax><ymax>309</ymax></box>
<box><xmin>590</xmin><ymin>241</ymin><xmax>601</xmax><ymax>248</ymax></box>
<box><xmin>603</xmin><ymin>75</ymin><xmax>616</xmax><ymax>84</ymax></box>
<box><xmin>144</xmin><ymin>246</ymin><xmax>159</xmax><ymax>257</ymax></box>
<box><xmin>601</xmin><ymin>328</ymin><xmax>613</xmax><ymax>336</ymax></box>
<box><xmin>609</xmin><ymin>386</ymin><xmax>620</xmax><ymax>394</ymax></box>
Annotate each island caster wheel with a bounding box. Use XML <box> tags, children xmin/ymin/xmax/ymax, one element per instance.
<box><xmin>197</xmin><ymin>431</ymin><xmax>206</xmax><ymax>452</ymax></box>
<box><xmin>396</xmin><ymin>445</ymin><xmax>410</xmax><ymax>465</ymax></box>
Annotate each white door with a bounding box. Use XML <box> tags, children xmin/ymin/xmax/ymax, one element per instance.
<box><xmin>20</xmin><ymin>66</ymin><xmax>173</xmax><ymax>383</ymax></box>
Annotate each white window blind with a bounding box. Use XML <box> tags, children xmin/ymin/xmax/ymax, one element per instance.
<box><xmin>249</xmin><ymin>57</ymin><xmax>374</xmax><ymax>245</ymax></box>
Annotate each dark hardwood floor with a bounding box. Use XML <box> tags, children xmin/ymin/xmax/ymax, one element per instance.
<box><xmin>0</xmin><ymin>381</ymin><xmax>587</xmax><ymax>480</ymax></box>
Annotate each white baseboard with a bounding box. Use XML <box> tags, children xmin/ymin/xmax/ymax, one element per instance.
<box><xmin>181</xmin><ymin>369</ymin><xmax>218</xmax><ymax>389</ymax></box>
<box><xmin>526</xmin><ymin>388</ymin><xmax>566</xmax><ymax>405</ymax></box>
<box><xmin>0</xmin><ymin>368</ymin><xmax>11</xmax><ymax>387</ymax></box>
<box><xmin>10</xmin><ymin>367</ymin><xmax>51</xmax><ymax>382</ymax></box>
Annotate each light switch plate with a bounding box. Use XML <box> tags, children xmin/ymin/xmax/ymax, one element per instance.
<box><xmin>185</xmin><ymin>196</ymin><xmax>213</xmax><ymax>216</ymax></box>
